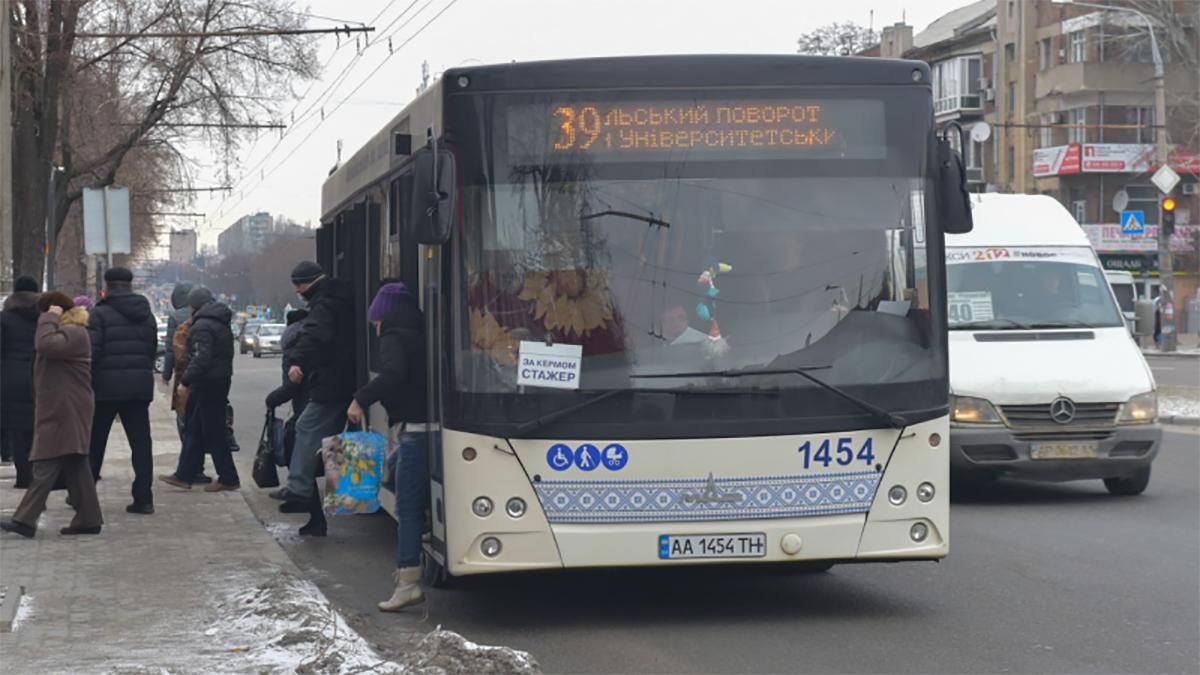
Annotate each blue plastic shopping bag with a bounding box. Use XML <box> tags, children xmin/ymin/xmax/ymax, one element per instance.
<box><xmin>321</xmin><ymin>430</ymin><xmax>386</xmax><ymax>516</ymax></box>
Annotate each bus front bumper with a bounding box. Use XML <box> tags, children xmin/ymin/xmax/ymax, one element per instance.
<box><xmin>949</xmin><ymin>424</ymin><xmax>1160</xmax><ymax>481</ymax></box>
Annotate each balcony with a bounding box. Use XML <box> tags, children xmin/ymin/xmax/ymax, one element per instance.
<box><xmin>1036</xmin><ymin>62</ymin><xmax>1195</xmax><ymax>100</ymax></box>
<box><xmin>934</xmin><ymin>93</ymin><xmax>985</xmax><ymax>118</ymax></box>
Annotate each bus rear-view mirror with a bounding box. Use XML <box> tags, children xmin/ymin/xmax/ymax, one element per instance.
<box><xmin>1134</xmin><ymin>298</ymin><xmax>1155</xmax><ymax>337</ymax></box>
<box><xmin>411</xmin><ymin>146</ymin><xmax>456</xmax><ymax>245</ymax></box>
<box><xmin>938</xmin><ymin>139</ymin><xmax>973</xmax><ymax>234</ymax></box>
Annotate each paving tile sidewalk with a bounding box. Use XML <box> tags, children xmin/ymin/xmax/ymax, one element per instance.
<box><xmin>0</xmin><ymin>395</ymin><xmax>393</xmax><ymax>673</ymax></box>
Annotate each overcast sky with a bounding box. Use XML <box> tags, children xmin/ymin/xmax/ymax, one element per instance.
<box><xmin>190</xmin><ymin>0</ymin><xmax>968</xmax><ymax>246</ymax></box>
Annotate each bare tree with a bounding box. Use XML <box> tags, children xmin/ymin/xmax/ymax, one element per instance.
<box><xmin>796</xmin><ymin>22</ymin><xmax>879</xmax><ymax>57</ymax></box>
<box><xmin>9</xmin><ymin>0</ymin><xmax>319</xmax><ymax>285</ymax></box>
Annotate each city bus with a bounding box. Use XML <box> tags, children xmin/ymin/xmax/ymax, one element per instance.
<box><xmin>318</xmin><ymin>55</ymin><xmax>973</xmax><ymax>584</ymax></box>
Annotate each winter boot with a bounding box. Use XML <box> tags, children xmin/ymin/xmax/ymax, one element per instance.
<box><xmin>378</xmin><ymin>567</ymin><xmax>424</xmax><ymax>611</ymax></box>
<box><xmin>299</xmin><ymin>480</ymin><xmax>326</xmax><ymax>537</ymax></box>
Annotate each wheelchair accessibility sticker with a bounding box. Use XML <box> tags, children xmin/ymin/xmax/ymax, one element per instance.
<box><xmin>546</xmin><ymin>443</ymin><xmax>629</xmax><ymax>472</ymax></box>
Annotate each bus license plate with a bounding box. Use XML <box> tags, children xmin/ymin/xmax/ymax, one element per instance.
<box><xmin>1030</xmin><ymin>442</ymin><xmax>1099</xmax><ymax>460</ymax></box>
<box><xmin>659</xmin><ymin>533</ymin><xmax>767</xmax><ymax>560</ymax></box>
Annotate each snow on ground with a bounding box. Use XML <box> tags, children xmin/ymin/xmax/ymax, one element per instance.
<box><xmin>215</xmin><ymin>572</ymin><xmax>539</xmax><ymax>674</ymax></box>
<box><xmin>1162</xmin><ymin>395</ymin><xmax>1200</xmax><ymax>419</ymax></box>
<box><xmin>12</xmin><ymin>593</ymin><xmax>34</xmax><ymax>632</ymax></box>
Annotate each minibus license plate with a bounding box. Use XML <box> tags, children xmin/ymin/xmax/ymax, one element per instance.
<box><xmin>659</xmin><ymin>533</ymin><xmax>767</xmax><ymax>560</ymax></box>
<box><xmin>1030</xmin><ymin>442</ymin><xmax>1098</xmax><ymax>460</ymax></box>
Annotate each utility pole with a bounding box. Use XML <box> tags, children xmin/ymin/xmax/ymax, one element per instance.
<box><xmin>0</xmin><ymin>4</ymin><xmax>11</xmax><ymax>292</ymax></box>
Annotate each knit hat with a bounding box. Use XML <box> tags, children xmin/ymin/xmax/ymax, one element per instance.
<box><xmin>104</xmin><ymin>267</ymin><xmax>134</xmax><ymax>283</ymax></box>
<box><xmin>37</xmin><ymin>291</ymin><xmax>74</xmax><ymax>313</ymax></box>
<box><xmin>187</xmin><ymin>286</ymin><xmax>215</xmax><ymax>310</ymax></box>
<box><xmin>14</xmin><ymin>275</ymin><xmax>38</xmax><ymax>292</ymax></box>
<box><xmin>72</xmin><ymin>295</ymin><xmax>95</xmax><ymax>310</ymax></box>
<box><xmin>368</xmin><ymin>282</ymin><xmax>410</xmax><ymax>322</ymax></box>
<box><xmin>290</xmin><ymin>261</ymin><xmax>324</xmax><ymax>285</ymax></box>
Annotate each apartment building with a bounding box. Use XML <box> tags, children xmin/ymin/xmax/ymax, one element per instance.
<box><xmin>217</xmin><ymin>211</ymin><xmax>275</xmax><ymax>257</ymax></box>
<box><xmin>168</xmin><ymin>229</ymin><xmax>197</xmax><ymax>266</ymax></box>
<box><xmin>872</xmin><ymin>0</ymin><xmax>1199</xmax><ymax>318</ymax></box>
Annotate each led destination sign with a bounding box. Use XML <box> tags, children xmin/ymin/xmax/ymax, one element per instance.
<box><xmin>506</xmin><ymin>98</ymin><xmax>886</xmax><ymax>163</ymax></box>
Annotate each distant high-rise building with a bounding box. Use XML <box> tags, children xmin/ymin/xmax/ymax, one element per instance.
<box><xmin>218</xmin><ymin>212</ymin><xmax>274</xmax><ymax>257</ymax></box>
<box><xmin>169</xmin><ymin>229</ymin><xmax>198</xmax><ymax>265</ymax></box>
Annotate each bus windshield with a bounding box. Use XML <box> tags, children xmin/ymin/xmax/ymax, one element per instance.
<box><xmin>946</xmin><ymin>249</ymin><xmax>1124</xmax><ymax>329</ymax></box>
<box><xmin>449</xmin><ymin>87</ymin><xmax>944</xmax><ymax>435</ymax></box>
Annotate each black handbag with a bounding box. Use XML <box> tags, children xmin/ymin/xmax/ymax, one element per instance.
<box><xmin>252</xmin><ymin>412</ymin><xmax>280</xmax><ymax>489</ymax></box>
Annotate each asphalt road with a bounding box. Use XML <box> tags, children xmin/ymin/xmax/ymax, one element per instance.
<box><xmin>227</xmin><ymin>353</ymin><xmax>1200</xmax><ymax>673</ymax></box>
<box><xmin>1146</xmin><ymin>355</ymin><xmax>1200</xmax><ymax>389</ymax></box>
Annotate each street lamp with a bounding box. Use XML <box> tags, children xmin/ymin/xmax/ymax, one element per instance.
<box><xmin>1051</xmin><ymin>0</ymin><xmax>1174</xmax><ymax>350</ymax></box>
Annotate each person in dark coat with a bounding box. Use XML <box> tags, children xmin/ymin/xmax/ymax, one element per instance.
<box><xmin>1</xmin><ymin>276</ymin><xmax>40</xmax><ymax>487</ymax></box>
<box><xmin>281</xmin><ymin>262</ymin><xmax>357</xmax><ymax>518</ymax></box>
<box><xmin>1</xmin><ymin>292</ymin><xmax>103</xmax><ymax>538</ymax></box>
<box><xmin>345</xmin><ymin>282</ymin><xmax>429</xmax><ymax>611</ymax></box>
<box><xmin>87</xmin><ymin>267</ymin><xmax>158</xmax><ymax>514</ymax></box>
<box><xmin>159</xmin><ymin>287</ymin><xmax>240</xmax><ymax>491</ymax></box>
<box><xmin>264</xmin><ymin>308</ymin><xmax>309</xmax><ymax>502</ymax></box>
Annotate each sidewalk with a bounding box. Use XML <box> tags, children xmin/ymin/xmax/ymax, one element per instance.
<box><xmin>1142</xmin><ymin>333</ymin><xmax>1200</xmax><ymax>359</ymax></box>
<box><xmin>0</xmin><ymin>395</ymin><xmax>537</xmax><ymax>674</ymax></box>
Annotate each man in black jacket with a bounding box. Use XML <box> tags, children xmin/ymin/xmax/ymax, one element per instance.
<box><xmin>1</xmin><ymin>276</ymin><xmax>41</xmax><ymax>487</ymax></box>
<box><xmin>160</xmin><ymin>287</ymin><xmax>240</xmax><ymax>491</ymax></box>
<box><xmin>281</xmin><ymin>261</ymin><xmax>356</xmax><ymax>518</ymax></box>
<box><xmin>87</xmin><ymin>267</ymin><xmax>158</xmax><ymax>514</ymax></box>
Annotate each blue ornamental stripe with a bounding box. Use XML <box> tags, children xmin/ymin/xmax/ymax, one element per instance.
<box><xmin>533</xmin><ymin>472</ymin><xmax>881</xmax><ymax>524</ymax></box>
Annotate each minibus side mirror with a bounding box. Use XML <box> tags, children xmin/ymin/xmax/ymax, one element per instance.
<box><xmin>411</xmin><ymin>145</ymin><xmax>456</xmax><ymax>245</ymax></box>
<box><xmin>938</xmin><ymin>138</ymin><xmax>974</xmax><ymax>234</ymax></box>
<box><xmin>1133</xmin><ymin>298</ymin><xmax>1155</xmax><ymax>337</ymax></box>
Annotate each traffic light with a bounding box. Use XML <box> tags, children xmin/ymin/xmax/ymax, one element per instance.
<box><xmin>1161</xmin><ymin>196</ymin><xmax>1176</xmax><ymax>234</ymax></box>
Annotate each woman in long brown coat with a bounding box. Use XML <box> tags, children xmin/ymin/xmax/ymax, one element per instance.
<box><xmin>1</xmin><ymin>292</ymin><xmax>104</xmax><ymax>538</ymax></box>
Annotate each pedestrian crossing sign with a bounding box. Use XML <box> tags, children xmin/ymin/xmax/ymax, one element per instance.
<box><xmin>1120</xmin><ymin>210</ymin><xmax>1145</xmax><ymax>235</ymax></box>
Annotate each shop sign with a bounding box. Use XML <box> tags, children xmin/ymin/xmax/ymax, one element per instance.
<box><xmin>1082</xmin><ymin>224</ymin><xmax>1199</xmax><ymax>253</ymax></box>
<box><xmin>1033</xmin><ymin>144</ymin><xmax>1200</xmax><ymax>176</ymax></box>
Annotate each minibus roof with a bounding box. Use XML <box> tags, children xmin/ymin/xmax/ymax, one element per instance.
<box><xmin>948</xmin><ymin>193</ymin><xmax>1092</xmax><ymax>248</ymax></box>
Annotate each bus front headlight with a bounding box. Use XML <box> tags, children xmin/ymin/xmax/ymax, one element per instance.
<box><xmin>1118</xmin><ymin>391</ymin><xmax>1157</xmax><ymax>424</ymax></box>
<box><xmin>951</xmin><ymin>396</ymin><xmax>1002</xmax><ymax>424</ymax></box>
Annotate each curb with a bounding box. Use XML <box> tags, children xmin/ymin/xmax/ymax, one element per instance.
<box><xmin>1162</xmin><ymin>415</ymin><xmax>1200</xmax><ymax>426</ymax></box>
<box><xmin>1143</xmin><ymin>350</ymin><xmax>1200</xmax><ymax>359</ymax></box>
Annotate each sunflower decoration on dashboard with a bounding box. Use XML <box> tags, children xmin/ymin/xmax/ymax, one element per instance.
<box><xmin>696</xmin><ymin>256</ymin><xmax>732</xmax><ymax>359</ymax></box>
<box><xmin>469</xmin><ymin>307</ymin><xmax>519</xmax><ymax>366</ymax></box>
<box><xmin>519</xmin><ymin>268</ymin><xmax>615</xmax><ymax>338</ymax></box>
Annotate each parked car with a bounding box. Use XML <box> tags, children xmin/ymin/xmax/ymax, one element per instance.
<box><xmin>1104</xmin><ymin>270</ymin><xmax>1139</xmax><ymax>334</ymax></box>
<box><xmin>238</xmin><ymin>321</ymin><xmax>263</xmax><ymax>354</ymax></box>
<box><xmin>155</xmin><ymin>323</ymin><xmax>169</xmax><ymax>372</ymax></box>
<box><xmin>250</xmin><ymin>323</ymin><xmax>286</xmax><ymax>358</ymax></box>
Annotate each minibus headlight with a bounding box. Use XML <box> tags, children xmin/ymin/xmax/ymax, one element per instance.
<box><xmin>1118</xmin><ymin>391</ymin><xmax>1157</xmax><ymax>424</ymax></box>
<box><xmin>951</xmin><ymin>396</ymin><xmax>1002</xmax><ymax>424</ymax></box>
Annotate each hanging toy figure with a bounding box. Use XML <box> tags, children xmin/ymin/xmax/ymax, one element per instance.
<box><xmin>695</xmin><ymin>257</ymin><xmax>732</xmax><ymax>360</ymax></box>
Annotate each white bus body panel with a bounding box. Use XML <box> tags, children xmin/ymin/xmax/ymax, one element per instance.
<box><xmin>435</xmin><ymin>416</ymin><xmax>947</xmax><ymax>575</ymax></box>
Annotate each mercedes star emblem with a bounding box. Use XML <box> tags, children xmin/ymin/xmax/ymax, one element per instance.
<box><xmin>1049</xmin><ymin>397</ymin><xmax>1076</xmax><ymax>424</ymax></box>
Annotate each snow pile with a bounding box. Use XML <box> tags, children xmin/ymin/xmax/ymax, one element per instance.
<box><xmin>216</xmin><ymin>573</ymin><xmax>539</xmax><ymax>674</ymax></box>
<box><xmin>1161</xmin><ymin>395</ymin><xmax>1200</xmax><ymax>419</ymax></box>
<box><xmin>402</xmin><ymin>628</ymin><xmax>540</xmax><ymax>675</ymax></box>
<box><xmin>218</xmin><ymin>573</ymin><xmax>403</xmax><ymax>674</ymax></box>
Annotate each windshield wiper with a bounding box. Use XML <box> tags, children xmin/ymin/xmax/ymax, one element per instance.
<box><xmin>950</xmin><ymin>318</ymin><xmax>1030</xmax><ymax>330</ymax></box>
<box><xmin>512</xmin><ymin>386</ymin><xmax>778</xmax><ymax>437</ymax></box>
<box><xmin>631</xmin><ymin>367</ymin><xmax>908</xmax><ymax>429</ymax></box>
<box><xmin>579</xmin><ymin>209</ymin><xmax>671</xmax><ymax>228</ymax></box>
<box><xmin>1028</xmin><ymin>320</ymin><xmax>1096</xmax><ymax>329</ymax></box>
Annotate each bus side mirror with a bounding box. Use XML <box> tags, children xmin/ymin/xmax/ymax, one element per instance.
<box><xmin>938</xmin><ymin>139</ymin><xmax>974</xmax><ymax>234</ymax></box>
<box><xmin>1134</xmin><ymin>299</ymin><xmax>1155</xmax><ymax>337</ymax></box>
<box><xmin>411</xmin><ymin>146</ymin><xmax>456</xmax><ymax>245</ymax></box>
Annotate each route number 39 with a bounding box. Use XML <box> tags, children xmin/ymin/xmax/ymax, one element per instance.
<box><xmin>798</xmin><ymin>437</ymin><xmax>875</xmax><ymax>469</ymax></box>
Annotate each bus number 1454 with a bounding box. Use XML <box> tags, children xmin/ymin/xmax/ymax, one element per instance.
<box><xmin>798</xmin><ymin>437</ymin><xmax>876</xmax><ymax>469</ymax></box>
